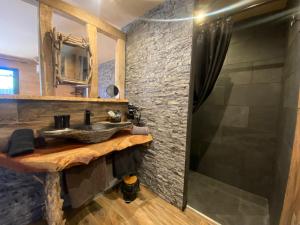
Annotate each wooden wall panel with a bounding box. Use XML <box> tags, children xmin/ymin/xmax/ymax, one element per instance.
<box><xmin>0</xmin><ymin>100</ymin><xmax>128</xmax><ymax>150</ymax></box>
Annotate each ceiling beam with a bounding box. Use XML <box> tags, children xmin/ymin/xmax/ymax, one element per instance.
<box><xmin>39</xmin><ymin>0</ymin><xmax>126</xmax><ymax>40</ymax></box>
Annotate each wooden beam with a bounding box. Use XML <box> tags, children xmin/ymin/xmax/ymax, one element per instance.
<box><xmin>40</xmin><ymin>0</ymin><xmax>126</xmax><ymax>40</ymax></box>
<box><xmin>86</xmin><ymin>24</ymin><xmax>98</xmax><ymax>98</ymax></box>
<box><xmin>39</xmin><ymin>3</ymin><xmax>55</xmax><ymax>96</ymax></box>
<box><xmin>115</xmin><ymin>39</ymin><xmax>126</xmax><ymax>99</ymax></box>
<box><xmin>0</xmin><ymin>95</ymin><xmax>128</xmax><ymax>103</ymax></box>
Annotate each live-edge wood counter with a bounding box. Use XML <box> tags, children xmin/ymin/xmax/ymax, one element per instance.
<box><xmin>0</xmin><ymin>131</ymin><xmax>152</xmax><ymax>225</ymax></box>
<box><xmin>0</xmin><ymin>131</ymin><xmax>153</xmax><ymax>173</ymax></box>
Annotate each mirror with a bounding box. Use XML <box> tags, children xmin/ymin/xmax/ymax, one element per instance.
<box><xmin>61</xmin><ymin>44</ymin><xmax>89</xmax><ymax>82</ymax></box>
<box><xmin>98</xmin><ymin>33</ymin><xmax>116</xmax><ymax>98</ymax></box>
<box><xmin>106</xmin><ymin>85</ymin><xmax>119</xmax><ymax>98</ymax></box>
<box><xmin>50</xmin><ymin>29</ymin><xmax>92</xmax><ymax>86</ymax></box>
<box><xmin>0</xmin><ymin>0</ymin><xmax>40</xmax><ymax>96</ymax></box>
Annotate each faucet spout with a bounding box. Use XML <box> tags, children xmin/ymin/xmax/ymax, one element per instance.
<box><xmin>85</xmin><ymin>110</ymin><xmax>92</xmax><ymax>125</ymax></box>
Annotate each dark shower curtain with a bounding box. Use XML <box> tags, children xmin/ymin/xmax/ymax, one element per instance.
<box><xmin>192</xmin><ymin>18</ymin><xmax>233</xmax><ymax>113</ymax></box>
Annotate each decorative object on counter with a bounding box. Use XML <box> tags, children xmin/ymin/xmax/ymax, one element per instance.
<box><xmin>7</xmin><ymin>129</ymin><xmax>35</xmax><ymax>157</ymax></box>
<box><xmin>108</xmin><ymin>110</ymin><xmax>122</xmax><ymax>122</ymax></box>
<box><xmin>121</xmin><ymin>175</ymin><xmax>140</xmax><ymax>203</ymax></box>
<box><xmin>127</xmin><ymin>103</ymin><xmax>142</xmax><ymax>126</ymax></box>
<box><xmin>41</xmin><ymin>121</ymin><xmax>132</xmax><ymax>143</ymax></box>
<box><xmin>106</xmin><ymin>84</ymin><xmax>119</xmax><ymax>98</ymax></box>
<box><xmin>54</xmin><ymin>115</ymin><xmax>70</xmax><ymax>129</ymax></box>
<box><xmin>130</xmin><ymin>125</ymin><xmax>150</xmax><ymax>135</ymax></box>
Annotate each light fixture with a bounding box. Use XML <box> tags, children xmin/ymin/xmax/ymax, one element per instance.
<box><xmin>195</xmin><ymin>10</ymin><xmax>207</xmax><ymax>24</ymax></box>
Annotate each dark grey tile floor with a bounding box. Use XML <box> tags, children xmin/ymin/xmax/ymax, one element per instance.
<box><xmin>188</xmin><ymin>171</ymin><xmax>270</xmax><ymax>225</ymax></box>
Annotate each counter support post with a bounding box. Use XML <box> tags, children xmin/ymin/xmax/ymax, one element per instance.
<box><xmin>44</xmin><ymin>172</ymin><xmax>66</xmax><ymax>225</ymax></box>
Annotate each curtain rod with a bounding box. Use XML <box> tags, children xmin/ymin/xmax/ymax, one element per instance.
<box><xmin>236</xmin><ymin>0</ymin><xmax>278</xmax><ymax>14</ymax></box>
<box><xmin>198</xmin><ymin>0</ymin><xmax>282</xmax><ymax>21</ymax></box>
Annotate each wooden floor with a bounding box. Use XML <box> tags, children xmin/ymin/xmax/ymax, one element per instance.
<box><xmin>32</xmin><ymin>186</ymin><xmax>216</xmax><ymax>225</ymax></box>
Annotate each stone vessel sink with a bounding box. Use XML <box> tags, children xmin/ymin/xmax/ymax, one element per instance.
<box><xmin>41</xmin><ymin>122</ymin><xmax>132</xmax><ymax>143</ymax></box>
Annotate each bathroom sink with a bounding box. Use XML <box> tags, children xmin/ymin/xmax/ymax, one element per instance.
<box><xmin>41</xmin><ymin>122</ymin><xmax>132</xmax><ymax>143</ymax></box>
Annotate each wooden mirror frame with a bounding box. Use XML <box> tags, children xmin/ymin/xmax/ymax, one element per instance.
<box><xmin>50</xmin><ymin>28</ymin><xmax>92</xmax><ymax>86</ymax></box>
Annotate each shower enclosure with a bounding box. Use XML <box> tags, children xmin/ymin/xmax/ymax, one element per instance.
<box><xmin>188</xmin><ymin>15</ymin><xmax>289</xmax><ymax>225</ymax></box>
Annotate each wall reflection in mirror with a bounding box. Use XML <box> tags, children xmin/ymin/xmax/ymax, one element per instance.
<box><xmin>61</xmin><ymin>44</ymin><xmax>89</xmax><ymax>82</ymax></box>
<box><xmin>98</xmin><ymin>33</ymin><xmax>117</xmax><ymax>98</ymax></box>
<box><xmin>0</xmin><ymin>0</ymin><xmax>40</xmax><ymax>96</ymax></box>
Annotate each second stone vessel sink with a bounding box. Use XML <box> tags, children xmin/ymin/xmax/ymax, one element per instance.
<box><xmin>41</xmin><ymin>122</ymin><xmax>132</xmax><ymax>143</ymax></box>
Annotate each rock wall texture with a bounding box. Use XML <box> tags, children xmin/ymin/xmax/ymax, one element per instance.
<box><xmin>124</xmin><ymin>0</ymin><xmax>194</xmax><ymax>208</ymax></box>
<box><xmin>98</xmin><ymin>60</ymin><xmax>115</xmax><ymax>98</ymax></box>
<box><xmin>0</xmin><ymin>168</ymin><xmax>45</xmax><ymax>225</ymax></box>
<box><xmin>191</xmin><ymin>22</ymin><xmax>287</xmax><ymax>199</ymax></box>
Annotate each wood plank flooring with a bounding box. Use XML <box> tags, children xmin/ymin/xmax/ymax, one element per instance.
<box><xmin>32</xmin><ymin>185</ymin><xmax>216</xmax><ymax>225</ymax></box>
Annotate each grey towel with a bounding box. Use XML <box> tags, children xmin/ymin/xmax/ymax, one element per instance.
<box><xmin>65</xmin><ymin>157</ymin><xmax>107</xmax><ymax>208</ymax></box>
<box><xmin>7</xmin><ymin>129</ymin><xmax>35</xmax><ymax>157</ymax></box>
<box><xmin>113</xmin><ymin>148</ymin><xmax>142</xmax><ymax>179</ymax></box>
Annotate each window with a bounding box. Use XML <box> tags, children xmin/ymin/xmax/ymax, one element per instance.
<box><xmin>0</xmin><ymin>68</ymin><xmax>19</xmax><ymax>95</ymax></box>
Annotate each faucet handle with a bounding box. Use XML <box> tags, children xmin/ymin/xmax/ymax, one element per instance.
<box><xmin>85</xmin><ymin>109</ymin><xmax>94</xmax><ymax>116</ymax></box>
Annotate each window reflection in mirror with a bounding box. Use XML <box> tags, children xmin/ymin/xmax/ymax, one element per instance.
<box><xmin>52</xmin><ymin>12</ymin><xmax>88</xmax><ymax>97</ymax></box>
<box><xmin>0</xmin><ymin>0</ymin><xmax>40</xmax><ymax>96</ymax></box>
<box><xmin>98</xmin><ymin>33</ymin><xmax>117</xmax><ymax>98</ymax></box>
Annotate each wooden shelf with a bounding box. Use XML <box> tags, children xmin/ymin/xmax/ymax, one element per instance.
<box><xmin>0</xmin><ymin>95</ymin><xmax>128</xmax><ymax>103</ymax></box>
<box><xmin>0</xmin><ymin>131</ymin><xmax>152</xmax><ymax>173</ymax></box>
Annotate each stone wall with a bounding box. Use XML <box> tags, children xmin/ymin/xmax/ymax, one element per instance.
<box><xmin>191</xmin><ymin>22</ymin><xmax>287</xmax><ymax>198</ymax></box>
<box><xmin>98</xmin><ymin>60</ymin><xmax>115</xmax><ymax>98</ymax></box>
<box><xmin>124</xmin><ymin>0</ymin><xmax>194</xmax><ymax>208</ymax></box>
<box><xmin>269</xmin><ymin>1</ymin><xmax>300</xmax><ymax>223</ymax></box>
<box><xmin>0</xmin><ymin>100</ymin><xmax>127</xmax><ymax>225</ymax></box>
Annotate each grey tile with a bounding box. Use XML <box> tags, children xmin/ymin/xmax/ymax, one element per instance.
<box><xmin>188</xmin><ymin>171</ymin><xmax>270</xmax><ymax>225</ymax></box>
<box><xmin>248</xmin><ymin>83</ymin><xmax>282</xmax><ymax>107</ymax></box>
<box><xmin>221</xmin><ymin>106</ymin><xmax>249</xmax><ymax>128</ymax></box>
<box><xmin>222</xmin><ymin>62</ymin><xmax>253</xmax><ymax>72</ymax></box>
<box><xmin>228</xmin><ymin>70</ymin><xmax>252</xmax><ymax>85</ymax></box>
<box><xmin>253</xmin><ymin>57</ymin><xmax>284</xmax><ymax>67</ymax></box>
<box><xmin>283</xmin><ymin>72</ymin><xmax>300</xmax><ymax>108</ymax></box>
<box><xmin>252</xmin><ymin>67</ymin><xmax>283</xmax><ymax>84</ymax></box>
<box><xmin>205</xmin><ymin>86</ymin><xmax>225</xmax><ymax>106</ymax></box>
<box><xmin>227</xmin><ymin>85</ymin><xmax>250</xmax><ymax>106</ymax></box>
<box><xmin>248</xmin><ymin>106</ymin><xmax>280</xmax><ymax>132</ymax></box>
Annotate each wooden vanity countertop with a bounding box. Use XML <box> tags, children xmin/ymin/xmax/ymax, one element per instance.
<box><xmin>0</xmin><ymin>131</ymin><xmax>152</xmax><ymax>173</ymax></box>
